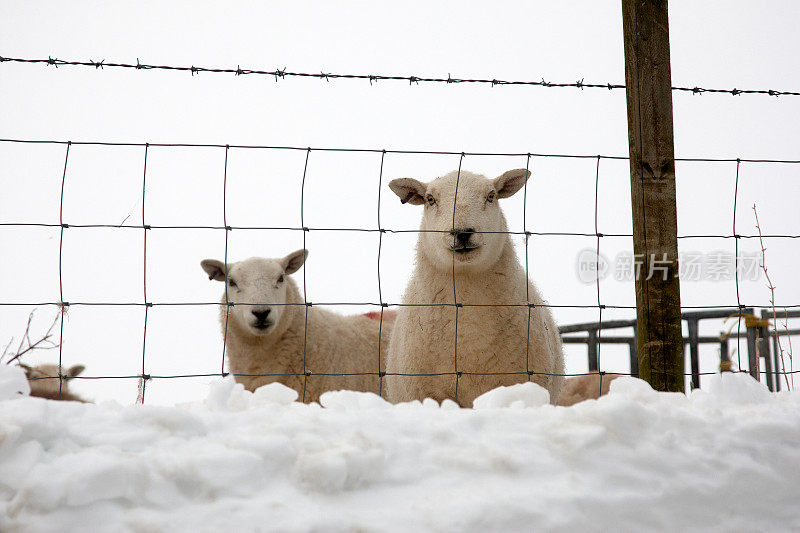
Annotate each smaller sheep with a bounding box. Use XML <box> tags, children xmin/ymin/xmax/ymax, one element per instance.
<box><xmin>557</xmin><ymin>373</ymin><xmax>622</xmax><ymax>406</ymax></box>
<box><xmin>21</xmin><ymin>363</ymin><xmax>88</xmax><ymax>402</ymax></box>
<box><xmin>201</xmin><ymin>249</ymin><xmax>394</xmax><ymax>402</ymax></box>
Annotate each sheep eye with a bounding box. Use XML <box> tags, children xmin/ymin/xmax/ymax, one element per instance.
<box><xmin>228</xmin><ymin>279</ymin><xmax>238</xmax><ymax>289</ymax></box>
<box><xmin>277</xmin><ymin>274</ymin><xmax>284</xmax><ymax>283</ymax></box>
<box><xmin>486</xmin><ymin>191</ymin><xmax>496</xmax><ymax>203</ymax></box>
<box><xmin>426</xmin><ymin>194</ymin><xmax>436</xmax><ymax>206</ymax></box>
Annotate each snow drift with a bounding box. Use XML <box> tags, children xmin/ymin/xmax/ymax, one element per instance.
<box><xmin>1</xmin><ymin>365</ymin><xmax>799</xmax><ymax>532</ymax></box>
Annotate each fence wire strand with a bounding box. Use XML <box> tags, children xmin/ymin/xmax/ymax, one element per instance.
<box><xmin>376</xmin><ymin>150</ymin><xmax>387</xmax><ymax>397</ymax></box>
<box><xmin>594</xmin><ymin>155</ymin><xmax>604</xmax><ymax>396</ymax></box>
<box><xmin>139</xmin><ymin>143</ymin><xmax>150</xmax><ymax>403</ymax></box>
<box><xmin>56</xmin><ymin>142</ymin><xmax>70</xmax><ymax>399</ymax></box>
<box><xmin>522</xmin><ymin>155</ymin><xmax>532</xmax><ymax>382</ymax></box>
<box><xmin>221</xmin><ymin>146</ymin><xmax>231</xmax><ymax>379</ymax></box>
<box><xmin>451</xmin><ymin>154</ymin><xmax>466</xmax><ymax>403</ymax></box>
<box><xmin>734</xmin><ymin>159</ymin><xmax>744</xmax><ymax>373</ymax></box>
<box><xmin>300</xmin><ymin>148</ymin><xmax>311</xmax><ymax>402</ymax></box>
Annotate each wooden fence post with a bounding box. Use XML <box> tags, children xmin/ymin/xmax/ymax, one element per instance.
<box><xmin>622</xmin><ymin>0</ymin><xmax>685</xmax><ymax>392</ymax></box>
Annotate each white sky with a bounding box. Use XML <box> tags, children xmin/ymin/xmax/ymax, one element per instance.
<box><xmin>1</xmin><ymin>1</ymin><xmax>798</xmax><ymax>404</ymax></box>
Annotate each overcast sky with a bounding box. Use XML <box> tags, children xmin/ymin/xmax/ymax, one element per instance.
<box><xmin>1</xmin><ymin>1</ymin><xmax>798</xmax><ymax>404</ymax></box>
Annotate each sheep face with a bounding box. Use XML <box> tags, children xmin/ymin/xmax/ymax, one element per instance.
<box><xmin>389</xmin><ymin>169</ymin><xmax>529</xmax><ymax>272</ymax></box>
<box><xmin>201</xmin><ymin>250</ymin><xmax>307</xmax><ymax>337</ymax></box>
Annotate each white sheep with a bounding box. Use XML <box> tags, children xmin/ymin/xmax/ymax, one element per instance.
<box><xmin>21</xmin><ymin>363</ymin><xmax>88</xmax><ymax>402</ymax></box>
<box><xmin>386</xmin><ymin>169</ymin><xmax>565</xmax><ymax>406</ymax></box>
<box><xmin>556</xmin><ymin>373</ymin><xmax>622</xmax><ymax>406</ymax></box>
<box><xmin>201</xmin><ymin>249</ymin><xmax>393</xmax><ymax>402</ymax></box>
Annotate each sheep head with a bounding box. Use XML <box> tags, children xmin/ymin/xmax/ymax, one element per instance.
<box><xmin>201</xmin><ymin>249</ymin><xmax>307</xmax><ymax>337</ymax></box>
<box><xmin>22</xmin><ymin>363</ymin><xmax>84</xmax><ymax>396</ymax></box>
<box><xmin>389</xmin><ymin>169</ymin><xmax>528</xmax><ymax>272</ymax></box>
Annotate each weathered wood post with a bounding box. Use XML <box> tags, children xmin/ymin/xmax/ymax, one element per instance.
<box><xmin>622</xmin><ymin>0</ymin><xmax>685</xmax><ymax>392</ymax></box>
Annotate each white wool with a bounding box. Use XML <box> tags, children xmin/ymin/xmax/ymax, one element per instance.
<box><xmin>385</xmin><ymin>169</ymin><xmax>565</xmax><ymax>406</ymax></box>
<box><xmin>201</xmin><ymin>250</ymin><xmax>393</xmax><ymax>403</ymax></box>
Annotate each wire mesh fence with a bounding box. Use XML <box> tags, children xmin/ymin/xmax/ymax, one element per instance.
<box><xmin>2</xmin><ymin>137</ymin><xmax>798</xmax><ymax>404</ymax></box>
<box><xmin>2</xmin><ymin>42</ymin><xmax>799</xmax><ymax>404</ymax></box>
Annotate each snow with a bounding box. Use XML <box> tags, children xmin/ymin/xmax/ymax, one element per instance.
<box><xmin>473</xmin><ymin>381</ymin><xmax>551</xmax><ymax>409</ymax></box>
<box><xmin>1</xmin><ymin>365</ymin><xmax>799</xmax><ymax>532</ymax></box>
<box><xmin>0</xmin><ymin>367</ymin><xmax>28</xmax><ymax>401</ymax></box>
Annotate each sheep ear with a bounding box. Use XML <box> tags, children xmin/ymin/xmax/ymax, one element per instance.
<box><xmin>281</xmin><ymin>249</ymin><xmax>308</xmax><ymax>275</ymax></box>
<box><xmin>66</xmin><ymin>364</ymin><xmax>85</xmax><ymax>378</ymax></box>
<box><xmin>201</xmin><ymin>259</ymin><xmax>228</xmax><ymax>281</ymax></box>
<box><xmin>389</xmin><ymin>178</ymin><xmax>427</xmax><ymax>205</ymax></box>
<box><xmin>494</xmin><ymin>169</ymin><xmax>530</xmax><ymax>198</ymax></box>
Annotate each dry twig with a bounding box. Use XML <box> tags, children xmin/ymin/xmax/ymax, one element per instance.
<box><xmin>753</xmin><ymin>204</ymin><xmax>793</xmax><ymax>390</ymax></box>
<box><xmin>1</xmin><ymin>309</ymin><xmax>62</xmax><ymax>366</ymax></box>
<box><xmin>783</xmin><ymin>309</ymin><xmax>795</xmax><ymax>389</ymax></box>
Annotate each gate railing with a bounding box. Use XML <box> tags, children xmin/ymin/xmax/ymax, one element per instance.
<box><xmin>559</xmin><ymin>308</ymin><xmax>799</xmax><ymax>392</ymax></box>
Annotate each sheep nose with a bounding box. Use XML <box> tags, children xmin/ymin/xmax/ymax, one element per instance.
<box><xmin>252</xmin><ymin>309</ymin><xmax>271</xmax><ymax>322</ymax></box>
<box><xmin>451</xmin><ymin>228</ymin><xmax>475</xmax><ymax>246</ymax></box>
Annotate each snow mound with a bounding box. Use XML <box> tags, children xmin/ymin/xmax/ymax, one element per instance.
<box><xmin>702</xmin><ymin>370</ymin><xmax>772</xmax><ymax>404</ymax></box>
<box><xmin>203</xmin><ymin>377</ymin><xmax>300</xmax><ymax>412</ymax></box>
<box><xmin>320</xmin><ymin>390</ymin><xmax>391</xmax><ymax>410</ymax></box>
<box><xmin>473</xmin><ymin>381</ymin><xmax>550</xmax><ymax>409</ymax></box>
<box><xmin>0</xmin><ymin>364</ymin><xmax>29</xmax><ymax>400</ymax></box>
<box><xmin>606</xmin><ymin>375</ymin><xmax>660</xmax><ymax>400</ymax></box>
<box><xmin>1</xmin><ymin>369</ymin><xmax>799</xmax><ymax>532</ymax></box>
<box><xmin>252</xmin><ymin>381</ymin><xmax>300</xmax><ymax>406</ymax></box>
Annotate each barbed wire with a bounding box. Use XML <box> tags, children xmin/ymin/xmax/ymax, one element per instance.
<box><xmin>1</xmin><ymin>55</ymin><xmax>799</xmax><ymax>97</ymax></box>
